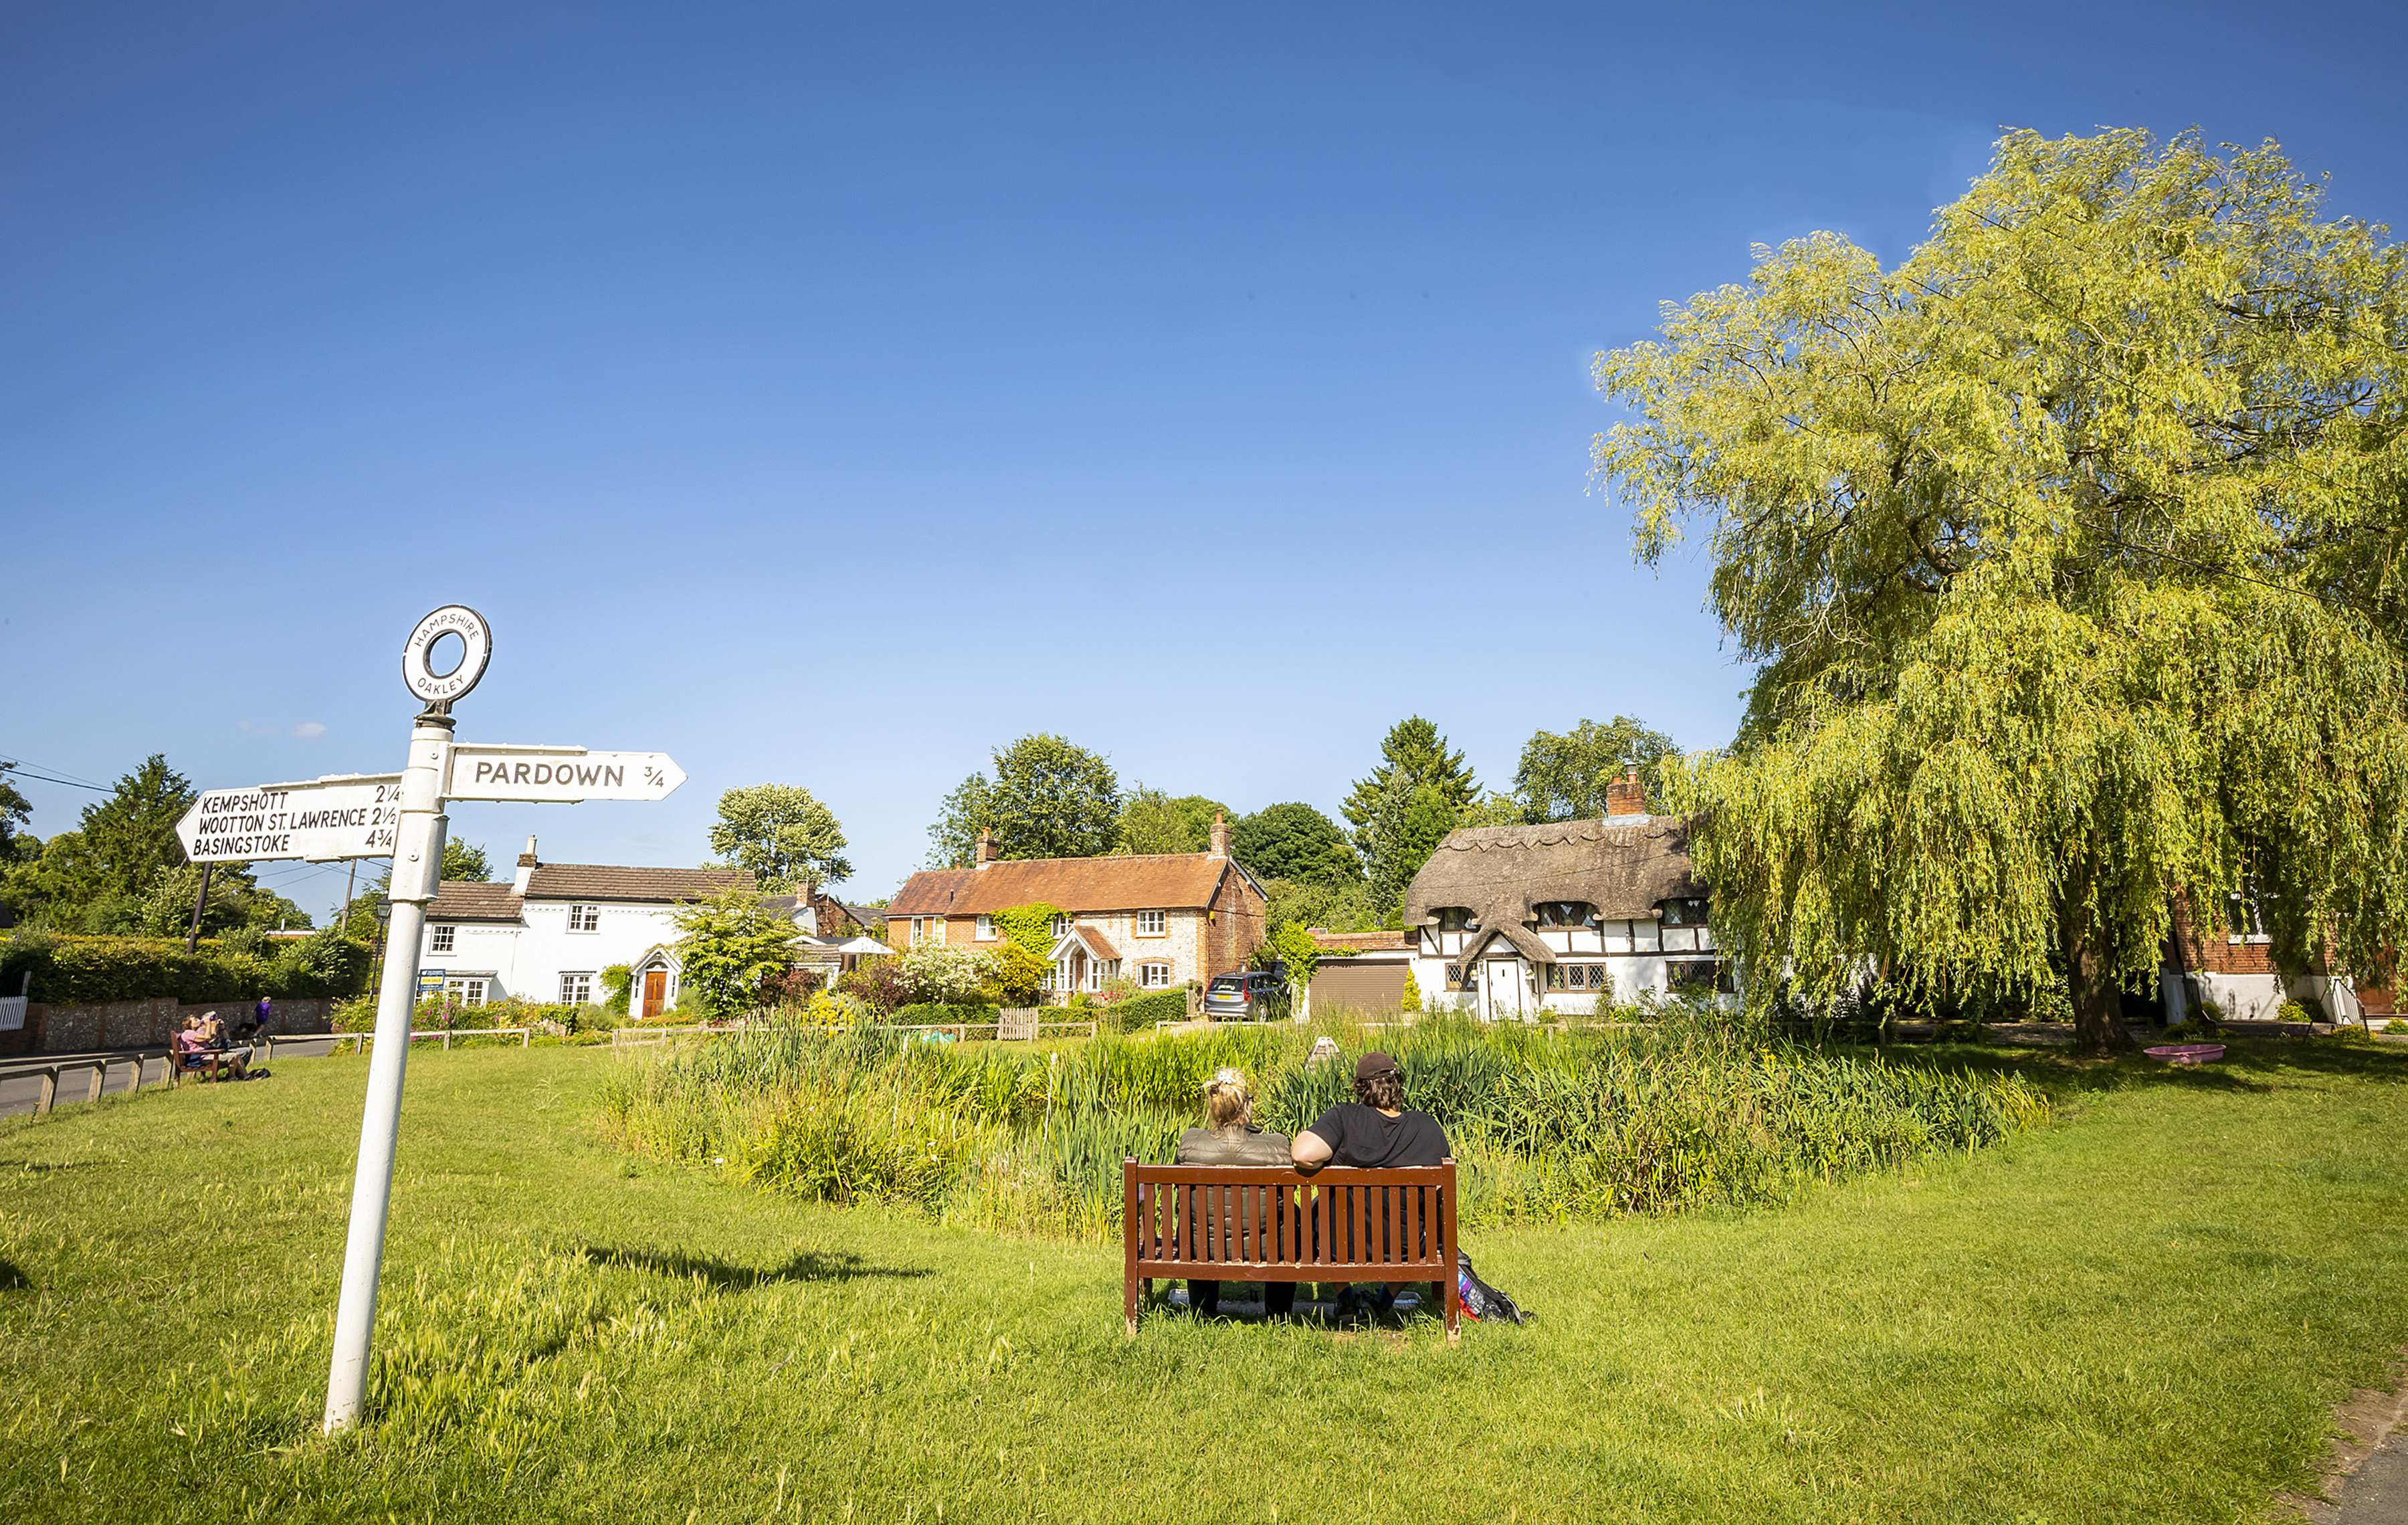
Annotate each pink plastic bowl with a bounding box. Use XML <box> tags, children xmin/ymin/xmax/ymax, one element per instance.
<box><xmin>2145</xmin><ymin>1043</ymin><xmax>2226</xmax><ymax>1067</ymax></box>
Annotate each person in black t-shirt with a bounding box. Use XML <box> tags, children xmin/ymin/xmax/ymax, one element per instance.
<box><xmin>1291</xmin><ymin>1051</ymin><xmax>1450</xmax><ymax>1312</ymax></box>
<box><xmin>1290</xmin><ymin>1050</ymin><xmax>1450</xmax><ymax>1170</ymax></box>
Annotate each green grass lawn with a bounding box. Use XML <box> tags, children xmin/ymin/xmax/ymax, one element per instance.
<box><xmin>5</xmin><ymin>1035</ymin><xmax>2407</xmax><ymax>1523</ymax></box>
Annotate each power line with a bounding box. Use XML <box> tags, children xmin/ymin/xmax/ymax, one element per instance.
<box><xmin>0</xmin><ymin>752</ymin><xmax>114</xmax><ymax>790</ymax></box>
<box><xmin>1</xmin><ymin>764</ymin><xmax>112</xmax><ymax>793</ymax></box>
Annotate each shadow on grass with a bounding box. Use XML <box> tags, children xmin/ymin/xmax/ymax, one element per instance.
<box><xmin>576</xmin><ymin>1244</ymin><xmax>932</xmax><ymax>1289</ymax></box>
<box><xmin>0</xmin><ymin>1255</ymin><xmax>29</xmax><ymax>1292</ymax></box>
<box><xmin>1818</xmin><ymin>1033</ymin><xmax>2408</xmax><ymax>1100</ymax></box>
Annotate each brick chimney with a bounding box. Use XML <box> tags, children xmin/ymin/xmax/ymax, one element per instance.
<box><xmin>1605</xmin><ymin>767</ymin><xmax>1646</xmax><ymax>817</ymax></box>
<box><xmin>514</xmin><ymin>835</ymin><xmax>539</xmax><ymax>893</ymax></box>
<box><xmin>1209</xmin><ymin>810</ymin><xmax>1229</xmax><ymax>857</ymax></box>
<box><xmin>974</xmin><ymin>829</ymin><xmax>997</xmax><ymax>870</ymax></box>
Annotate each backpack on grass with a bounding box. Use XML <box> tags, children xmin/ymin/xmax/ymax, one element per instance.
<box><xmin>1456</xmin><ymin>1250</ymin><xmax>1532</xmax><ymax>1326</ymax></box>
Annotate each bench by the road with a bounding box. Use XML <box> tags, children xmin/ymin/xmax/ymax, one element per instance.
<box><xmin>1123</xmin><ymin>1158</ymin><xmax>1460</xmax><ymax>1340</ymax></box>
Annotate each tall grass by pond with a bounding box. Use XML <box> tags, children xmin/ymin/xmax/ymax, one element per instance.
<box><xmin>600</xmin><ymin>1015</ymin><xmax>2049</xmax><ymax>1237</ymax></box>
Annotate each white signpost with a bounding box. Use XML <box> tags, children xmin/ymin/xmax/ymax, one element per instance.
<box><xmin>447</xmin><ymin>744</ymin><xmax>687</xmax><ymax>803</ymax></box>
<box><xmin>175</xmin><ymin>774</ymin><xmax>407</xmax><ymax>863</ymax></box>
<box><xmin>296</xmin><ymin>605</ymin><xmax>685</xmax><ymax>1436</ymax></box>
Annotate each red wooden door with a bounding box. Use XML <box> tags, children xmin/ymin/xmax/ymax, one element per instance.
<box><xmin>641</xmin><ymin>971</ymin><xmax>667</xmax><ymax>1021</ymax></box>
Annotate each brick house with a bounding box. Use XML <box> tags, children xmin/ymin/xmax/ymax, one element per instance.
<box><xmin>883</xmin><ymin>814</ymin><xmax>1269</xmax><ymax>997</ymax></box>
<box><xmin>2161</xmin><ymin>894</ymin><xmax>2391</xmax><ymax>1024</ymax></box>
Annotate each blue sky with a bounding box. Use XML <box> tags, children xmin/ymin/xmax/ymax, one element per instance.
<box><xmin>5</xmin><ymin>1</ymin><xmax>2403</xmax><ymax>911</ymax></box>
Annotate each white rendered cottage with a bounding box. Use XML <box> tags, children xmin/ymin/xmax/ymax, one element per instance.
<box><xmin>420</xmin><ymin>838</ymin><xmax>752</xmax><ymax>1017</ymax></box>
<box><xmin>1401</xmin><ymin>774</ymin><xmax>1728</xmax><ymax>1018</ymax></box>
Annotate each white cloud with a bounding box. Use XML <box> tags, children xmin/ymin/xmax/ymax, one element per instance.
<box><xmin>239</xmin><ymin>720</ymin><xmax>330</xmax><ymax>738</ymax></box>
<box><xmin>293</xmin><ymin>722</ymin><xmax>326</xmax><ymax>738</ymax></box>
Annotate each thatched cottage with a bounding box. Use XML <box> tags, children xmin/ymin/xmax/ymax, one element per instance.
<box><xmin>1401</xmin><ymin>771</ymin><xmax>1725</xmax><ymax>1016</ymax></box>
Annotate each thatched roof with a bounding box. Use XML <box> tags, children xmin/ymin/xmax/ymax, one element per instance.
<box><xmin>1402</xmin><ymin>817</ymin><xmax>1704</xmax><ymax>965</ymax></box>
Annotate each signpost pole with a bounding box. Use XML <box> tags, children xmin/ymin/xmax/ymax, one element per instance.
<box><xmin>184</xmin><ymin>862</ymin><xmax>213</xmax><ymax>954</ymax></box>
<box><xmin>320</xmin><ymin>708</ymin><xmax>452</xmax><ymax>1435</ymax></box>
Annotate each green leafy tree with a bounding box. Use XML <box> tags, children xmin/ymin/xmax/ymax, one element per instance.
<box><xmin>988</xmin><ymin>942</ymin><xmax>1051</xmax><ymax>1005</ymax></box>
<box><xmin>1344</xmin><ymin>718</ymin><xmax>1479</xmax><ymax>907</ymax></box>
<box><xmin>709</xmin><ymin>783</ymin><xmax>853</xmax><ymax>890</ymax></box>
<box><xmin>926</xmin><ymin>735</ymin><xmax>1121</xmax><ymax>865</ymax></box>
<box><xmin>1264</xmin><ymin>878</ymin><xmax>1386</xmax><ymax>935</ymax></box>
<box><xmin>1249</xmin><ymin>920</ymin><xmax>1319</xmax><ymax>989</ymax></box>
<box><xmin>132</xmin><ymin>863</ymin><xmax>311</xmax><ymax>938</ymax></box>
<box><xmin>1594</xmin><ymin>128</ymin><xmax>2408</xmax><ymax>1054</ymax></box>
<box><xmin>1359</xmin><ymin>779</ymin><xmax>1466</xmax><ymax>910</ymax></box>
<box><xmin>441</xmin><ymin>841</ymin><xmax>494</xmax><ymax>882</ymax></box>
<box><xmin>17</xmin><ymin>754</ymin><xmax>196</xmax><ymax>927</ymax></box>
<box><xmin>924</xmin><ymin>773</ymin><xmax>993</xmax><ymax>868</ymax></box>
<box><xmin>0</xmin><ymin>762</ymin><xmax>34</xmax><ymax>865</ymax></box>
<box><xmin>1400</xmin><ymin>968</ymin><xmax>1423</xmax><ymax>1013</ymax></box>
<box><xmin>1514</xmin><ymin>717</ymin><xmax>1680</xmax><ymax>821</ymax></box>
<box><xmin>1116</xmin><ymin>788</ymin><xmax>1231</xmax><ymax>855</ymax></box>
<box><xmin>668</xmin><ymin>886</ymin><xmax>799</xmax><ymax>1021</ymax></box>
<box><xmin>1456</xmin><ymin>792</ymin><xmax>1528</xmax><ymax>829</ymax></box>
<box><xmin>1231</xmin><ymin>803</ymin><xmax>1357</xmax><ymax>885</ymax></box>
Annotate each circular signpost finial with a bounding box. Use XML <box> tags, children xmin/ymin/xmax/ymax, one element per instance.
<box><xmin>401</xmin><ymin>605</ymin><xmax>493</xmax><ymax>706</ymax></box>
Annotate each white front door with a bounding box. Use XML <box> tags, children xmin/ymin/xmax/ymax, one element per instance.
<box><xmin>1482</xmin><ymin>959</ymin><xmax>1524</xmax><ymax>1019</ymax></box>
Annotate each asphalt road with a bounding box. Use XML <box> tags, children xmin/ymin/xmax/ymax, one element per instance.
<box><xmin>0</xmin><ymin>1036</ymin><xmax>341</xmax><ymax>1118</ymax></box>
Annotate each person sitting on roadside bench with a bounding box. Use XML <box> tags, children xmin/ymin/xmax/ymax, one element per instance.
<box><xmin>171</xmin><ymin>1016</ymin><xmax>223</xmax><ymax>1080</ymax></box>
<box><xmin>1290</xmin><ymin>1050</ymin><xmax>1451</xmax><ymax>1313</ymax></box>
<box><xmin>197</xmin><ymin>1011</ymin><xmax>253</xmax><ymax>1080</ymax></box>
<box><xmin>1174</xmin><ymin>1068</ymin><xmax>1296</xmax><ymax>1318</ymax></box>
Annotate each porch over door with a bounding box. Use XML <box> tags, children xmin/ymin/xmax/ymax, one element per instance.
<box><xmin>1482</xmin><ymin>959</ymin><xmax>1524</xmax><ymax>1019</ymax></box>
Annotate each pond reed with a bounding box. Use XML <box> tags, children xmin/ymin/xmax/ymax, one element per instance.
<box><xmin>600</xmin><ymin>1013</ymin><xmax>2048</xmax><ymax>1237</ymax></box>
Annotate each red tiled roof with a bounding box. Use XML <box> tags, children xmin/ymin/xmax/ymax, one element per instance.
<box><xmin>1308</xmin><ymin>928</ymin><xmax>1409</xmax><ymax>952</ymax></box>
<box><xmin>1072</xmin><ymin>925</ymin><xmax>1120</xmax><ymax>960</ymax></box>
<box><xmin>886</xmin><ymin>854</ymin><xmax>1243</xmax><ymax>916</ymax></box>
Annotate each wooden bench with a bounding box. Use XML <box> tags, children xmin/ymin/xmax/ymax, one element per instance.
<box><xmin>1122</xmin><ymin>1158</ymin><xmax>1460</xmax><ymax>1341</ymax></box>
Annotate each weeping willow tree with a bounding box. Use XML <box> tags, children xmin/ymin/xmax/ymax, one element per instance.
<box><xmin>1595</xmin><ymin>128</ymin><xmax>2408</xmax><ymax>1052</ymax></box>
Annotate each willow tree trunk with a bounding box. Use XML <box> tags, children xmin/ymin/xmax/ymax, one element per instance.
<box><xmin>2059</xmin><ymin>898</ymin><xmax>2138</xmax><ymax>1055</ymax></box>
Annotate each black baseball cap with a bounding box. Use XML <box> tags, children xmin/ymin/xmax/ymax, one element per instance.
<box><xmin>1355</xmin><ymin>1050</ymin><xmax>1399</xmax><ymax>1081</ymax></box>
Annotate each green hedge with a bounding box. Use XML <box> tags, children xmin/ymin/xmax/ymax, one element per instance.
<box><xmin>0</xmin><ymin>931</ymin><xmax>375</xmax><ymax>1005</ymax></box>
<box><xmin>893</xmin><ymin>1002</ymin><xmax>1001</xmax><ymax>1027</ymax></box>
<box><xmin>1110</xmin><ymin>989</ymin><xmax>1189</xmax><ymax>1032</ymax></box>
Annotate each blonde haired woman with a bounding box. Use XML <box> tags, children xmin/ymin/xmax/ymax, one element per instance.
<box><xmin>1174</xmin><ymin>1068</ymin><xmax>1294</xmax><ymax>1317</ymax></box>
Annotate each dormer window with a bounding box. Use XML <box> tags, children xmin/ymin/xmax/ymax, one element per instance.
<box><xmin>1435</xmin><ymin>908</ymin><xmax>1478</xmax><ymax>932</ymax></box>
<box><xmin>1661</xmin><ymin>897</ymin><xmax>1710</xmax><ymax>927</ymax></box>
<box><xmin>1535</xmin><ymin>902</ymin><xmax>1596</xmax><ymax>928</ymax></box>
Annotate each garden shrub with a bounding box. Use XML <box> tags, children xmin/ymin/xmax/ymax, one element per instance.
<box><xmin>837</xmin><ymin>960</ymin><xmax>910</xmax><ymax>1014</ymax></box>
<box><xmin>2385</xmin><ymin>1019</ymin><xmax>2407</xmax><ymax>1035</ymax></box>
<box><xmin>0</xmin><ymin>930</ymin><xmax>373</xmax><ymax>1005</ymax></box>
<box><xmin>1111</xmin><ymin>989</ymin><xmax>1188</xmax><ymax>1031</ymax></box>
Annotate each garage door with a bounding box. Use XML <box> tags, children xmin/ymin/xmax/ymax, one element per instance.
<box><xmin>1310</xmin><ymin>960</ymin><xmax>1408</xmax><ymax>1015</ymax></box>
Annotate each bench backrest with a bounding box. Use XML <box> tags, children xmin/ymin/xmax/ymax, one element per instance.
<box><xmin>1122</xmin><ymin>1158</ymin><xmax>1458</xmax><ymax>1276</ymax></box>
